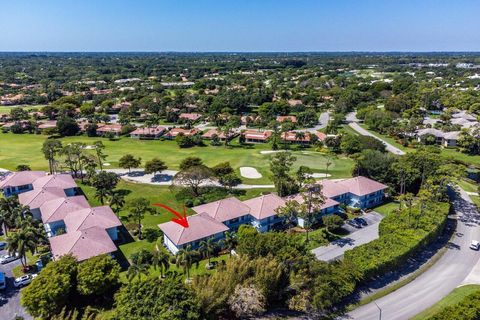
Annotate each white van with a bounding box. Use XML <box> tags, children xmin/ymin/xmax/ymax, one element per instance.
<box><xmin>0</xmin><ymin>272</ymin><xmax>6</xmax><ymax>290</ymax></box>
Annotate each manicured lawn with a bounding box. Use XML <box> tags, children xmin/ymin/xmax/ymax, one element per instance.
<box><xmin>0</xmin><ymin>105</ymin><xmax>44</xmax><ymax>114</ymax></box>
<box><xmin>472</xmin><ymin>195</ymin><xmax>480</xmax><ymax>208</ymax></box>
<box><xmin>411</xmin><ymin>285</ymin><xmax>480</xmax><ymax>320</ymax></box>
<box><xmin>456</xmin><ymin>178</ymin><xmax>479</xmax><ymax>193</ymax></box>
<box><xmin>372</xmin><ymin>201</ymin><xmax>400</xmax><ymax>216</ymax></box>
<box><xmin>441</xmin><ymin>148</ymin><xmax>480</xmax><ymax>166</ymax></box>
<box><xmin>0</xmin><ymin>133</ymin><xmax>354</xmax><ymax>183</ymax></box>
<box><xmin>340</xmin><ymin>124</ymin><xmax>361</xmax><ymax>136</ymax></box>
<box><xmin>118</xmin><ymin>239</ymin><xmax>157</xmax><ymax>261</ymax></box>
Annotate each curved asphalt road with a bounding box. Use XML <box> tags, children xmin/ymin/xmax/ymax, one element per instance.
<box><xmin>348</xmin><ymin>122</ymin><xmax>405</xmax><ymax>156</ymax></box>
<box><xmin>345</xmin><ymin>188</ymin><xmax>480</xmax><ymax>320</ymax></box>
<box><xmin>345</xmin><ymin>111</ymin><xmax>405</xmax><ymax>156</ymax></box>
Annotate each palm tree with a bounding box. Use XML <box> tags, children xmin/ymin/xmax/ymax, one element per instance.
<box><xmin>95</xmin><ymin>187</ymin><xmax>110</xmax><ymax>205</ymax></box>
<box><xmin>222</xmin><ymin>125</ymin><xmax>232</xmax><ymax>148</ymax></box>
<box><xmin>404</xmin><ymin>192</ymin><xmax>414</xmax><ymax>226</ymax></box>
<box><xmin>325</xmin><ymin>156</ymin><xmax>333</xmax><ymax>177</ymax></box>
<box><xmin>299</xmin><ymin>183</ymin><xmax>326</xmax><ymax>242</ymax></box>
<box><xmin>126</xmin><ymin>257</ymin><xmax>150</xmax><ymax>282</ymax></box>
<box><xmin>16</xmin><ymin>214</ymin><xmax>47</xmax><ymax>253</ymax></box>
<box><xmin>0</xmin><ymin>197</ymin><xmax>22</xmax><ymax>236</ymax></box>
<box><xmin>109</xmin><ymin>191</ymin><xmax>126</xmax><ymax>217</ymax></box>
<box><xmin>222</xmin><ymin>232</ymin><xmax>238</xmax><ymax>256</ymax></box>
<box><xmin>294</xmin><ymin>131</ymin><xmax>306</xmax><ymax>144</ymax></box>
<box><xmin>199</xmin><ymin>238</ymin><xmax>217</xmax><ymax>266</ymax></box>
<box><xmin>7</xmin><ymin>228</ymin><xmax>37</xmax><ymax>268</ymax></box>
<box><xmin>152</xmin><ymin>248</ymin><xmax>170</xmax><ymax>278</ymax></box>
<box><xmin>175</xmin><ymin>246</ymin><xmax>199</xmax><ymax>280</ymax></box>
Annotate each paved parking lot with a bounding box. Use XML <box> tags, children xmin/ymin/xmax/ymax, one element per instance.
<box><xmin>311</xmin><ymin>212</ymin><xmax>383</xmax><ymax>261</ymax></box>
<box><xmin>0</xmin><ymin>248</ymin><xmax>32</xmax><ymax>320</ymax></box>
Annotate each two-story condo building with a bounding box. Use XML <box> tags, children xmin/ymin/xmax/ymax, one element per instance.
<box><xmin>0</xmin><ymin>171</ymin><xmax>123</xmax><ymax>262</ymax></box>
<box><xmin>158</xmin><ymin>176</ymin><xmax>388</xmax><ymax>255</ymax></box>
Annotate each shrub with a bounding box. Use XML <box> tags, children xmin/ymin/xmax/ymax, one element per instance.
<box><xmin>130</xmin><ymin>249</ymin><xmax>153</xmax><ymax>265</ymax></box>
<box><xmin>143</xmin><ymin>228</ymin><xmax>163</xmax><ymax>243</ymax></box>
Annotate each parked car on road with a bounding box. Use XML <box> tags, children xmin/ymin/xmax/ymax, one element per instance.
<box><xmin>0</xmin><ymin>242</ymin><xmax>7</xmax><ymax>250</ymax></box>
<box><xmin>0</xmin><ymin>253</ymin><xmax>18</xmax><ymax>264</ymax></box>
<box><xmin>470</xmin><ymin>240</ymin><xmax>480</xmax><ymax>250</ymax></box>
<box><xmin>13</xmin><ymin>274</ymin><xmax>37</xmax><ymax>288</ymax></box>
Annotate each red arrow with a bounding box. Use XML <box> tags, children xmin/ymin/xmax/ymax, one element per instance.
<box><xmin>153</xmin><ymin>203</ymin><xmax>189</xmax><ymax>228</ymax></box>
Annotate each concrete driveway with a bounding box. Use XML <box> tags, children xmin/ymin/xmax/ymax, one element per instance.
<box><xmin>311</xmin><ymin>212</ymin><xmax>383</xmax><ymax>261</ymax></box>
<box><xmin>0</xmin><ymin>249</ymin><xmax>32</xmax><ymax>319</ymax></box>
<box><xmin>345</xmin><ymin>188</ymin><xmax>480</xmax><ymax>320</ymax></box>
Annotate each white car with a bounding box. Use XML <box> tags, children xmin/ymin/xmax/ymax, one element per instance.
<box><xmin>470</xmin><ymin>240</ymin><xmax>480</xmax><ymax>250</ymax></box>
<box><xmin>0</xmin><ymin>253</ymin><xmax>18</xmax><ymax>264</ymax></box>
<box><xmin>13</xmin><ymin>274</ymin><xmax>37</xmax><ymax>288</ymax></box>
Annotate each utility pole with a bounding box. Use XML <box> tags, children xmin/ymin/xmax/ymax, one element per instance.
<box><xmin>374</xmin><ymin>301</ymin><xmax>382</xmax><ymax>320</ymax></box>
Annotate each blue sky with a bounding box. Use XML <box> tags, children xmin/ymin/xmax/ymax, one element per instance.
<box><xmin>1</xmin><ymin>0</ymin><xmax>479</xmax><ymax>52</ymax></box>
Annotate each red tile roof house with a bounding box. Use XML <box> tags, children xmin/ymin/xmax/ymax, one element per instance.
<box><xmin>241</xmin><ymin>115</ymin><xmax>261</xmax><ymax>126</ymax></box>
<box><xmin>158</xmin><ymin>176</ymin><xmax>387</xmax><ymax>254</ymax></box>
<box><xmin>37</xmin><ymin>120</ymin><xmax>57</xmax><ymax>131</ymax></box>
<box><xmin>281</xmin><ymin>131</ymin><xmax>327</xmax><ymax>145</ymax></box>
<box><xmin>164</xmin><ymin>127</ymin><xmax>200</xmax><ymax>139</ymax></box>
<box><xmin>201</xmin><ymin>128</ymin><xmax>238</xmax><ymax>141</ymax></box>
<box><xmin>179</xmin><ymin>113</ymin><xmax>202</xmax><ymax>123</ymax></box>
<box><xmin>96</xmin><ymin>123</ymin><xmax>123</xmax><ymax>137</ymax></box>
<box><xmin>243</xmin><ymin>129</ymin><xmax>272</xmax><ymax>143</ymax></box>
<box><xmin>130</xmin><ymin>126</ymin><xmax>166</xmax><ymax>140</ymax></box>
<box><xmin>0</xmin><ymin>172</ymin><xmax>123</xmax><ymax>262</ymax></box>
<box><xmin>276</xmin><ymin>115</ymin><xmax>298</xmax><ymax>123</ymax></box>
<box><xmin>110</xmin><ymin>101</ymin><xmax>132</xmax><ymax>113</ymax></box>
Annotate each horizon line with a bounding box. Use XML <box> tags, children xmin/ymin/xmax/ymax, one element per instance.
<box><xmin>1</xmin><ymin>50</ymin><xmax>480</xmax><ymax>54</ymax></box>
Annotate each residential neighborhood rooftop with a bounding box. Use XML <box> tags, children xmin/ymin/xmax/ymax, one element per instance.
<box><xmin>49</xmin><ymin>227</ymin><xmax>118</xmax><ymax>262</ymax></box>
<box><xmin>0</xmin><ymin>171</ymin><xmax>46</xmax><ymax>189</ymax></box>
<box><xmin>192</xmin><ymin>197</ymin><xmax>251</xmax><ymax>222</ymax></box>
<box><xmin>159</xmin><ymin>212</ymin><xmax>229</xmax><ymax>246</ymax></box>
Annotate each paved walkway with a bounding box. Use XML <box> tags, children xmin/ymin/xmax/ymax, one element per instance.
<box><xmin>345</xmin><ymin>188</ymin><xmax>480</xmax><ymax>320</ymax></box>
<box><xmin>312</xmin><ymin>212</ymin><xmax>383</xmax><ymax>261</ymax></box>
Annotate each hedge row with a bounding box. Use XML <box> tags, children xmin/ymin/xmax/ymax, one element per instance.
<box><xmin>344</xmin><ymin>202</ymin><xmax>450</xmax><ymax>280</ymax></box>
<box><xmin>427</xmin><ymin>291</ymin><xmax>480</xmax><ymax>320</ymax></box>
